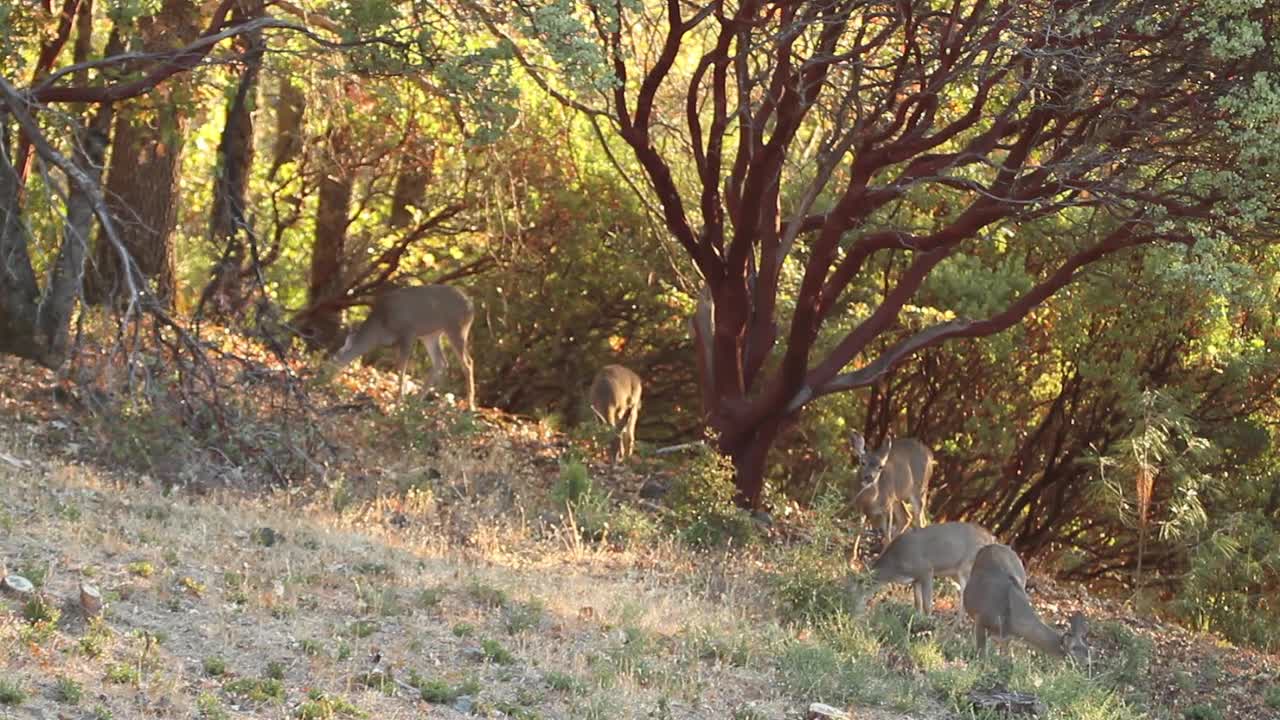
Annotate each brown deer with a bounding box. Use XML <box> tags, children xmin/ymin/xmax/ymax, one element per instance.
<box><xmin>850</xmin><ymin>432</ymin><xmax>933</xmax><ymax>543</ymax></box>
<box><xmin>331</xmin><ymin>284</ymin><xmax>475</xmax><ymax>409</ymax></box>
<box><xmin>855</xmin><ymin>521</ymin><xmax>995</xmax><ymax>616</ymax></box>
<box><xmin>589</xmin><ymin>365</ymin><xmax>642</xmax><ymax>462</ymax></box>
<box><xmin>963</xmin><ymin>543</ymin><xmax>1090</xmax><ymax>663</ymax></box>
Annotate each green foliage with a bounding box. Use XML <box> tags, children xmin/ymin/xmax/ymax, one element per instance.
<box><xmin>53</xmin><ymin>677</ymin><xmax>83</xmax><ymax>705</ymax></box>
<box><xmin>0</xmin><ymin>679</ymin><xmax>26</xmax><ymax>706</ymax></box>
<box><xmin>666</xmin><ymin>447</ymin><xmax>757</xmax><ymax>549</ymax></box>
<box><xmin>549</xmin><ymin>457</ymin><xmax>613</xmax><ymax>541</ymax></box>
<box><xmin>769</xmin><ymin>491</ymin><xmax>857</xmax><ymax>624</ymax></box>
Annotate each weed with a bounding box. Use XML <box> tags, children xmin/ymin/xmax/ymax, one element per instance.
<box><xmin>466</xmin><ymin>580</ymin><xmax>509</xmax><ymax>608</ymax></box>
<box><xmin>336</xmin><ymin>642</ymin><xmax>353</xmax><ymax>661</ymax></box>
<box><xmin>666</xmin><ymin>446</ymin><xmax>756</xmax><ymax>549</ymax></box>
<box><xmin>89</xmin><ymin>706</ymin><xmax>113</xmax><ymax>720</ymax></box>
<box><xmin>505</xmin><ymin>599</ymin><xmax>545</xmax><ymax>634</ymax></box>
<box><xmin>53</xmin><ymin>676</ymin><xmax>83</xmax><ymax>704</ymax></box>
<box><xmin>550</xmin><ymin>458</ymin><xmax>613</xmax><ymax>540</ymax></box>
<box><xmin>415</xmin><ymin>585</ymin><xmax>446</xmax><ymax>609</ymax></box>
<box><xmin>1267</xmin><ymin>685</ymin><xmax>1280</xmax><ymax>710</ymax></box>
<box><xmin>347</xmin><ymin>619</ymin><xmax>378</xmax><ymax>638</ymax></box>
<box><xmin>79</xmin><ymin>619</ymin><xmax>112</xmax><ymax>657</ymax></box>
<box><xmin>481</xmin><ymin>638</ymin><xmax>517</xmax><ymax>665</ymax></box>
<box><xmin>180</xmin><ymin>576</ymin><xmax>207</xmax><ymax>596</ymax></box>
<box><xmin>196</xmin><ymin>692</ymin><xmax>229</xmax><ymax>720</ymax></box>
<box><xmin>300</xmin><ymin>638</ymin><xmax>324</xmax><ymax>657</ymax></box>
<box><xmin>203</xmin><ymin>656</ymin><xmax>227</xmax><ymax>677</ymax></box>
<box><xmin>0</xmin><ymin>679</ymin><xmax>26</xmax><ymax>705</ymax></box>
<box><xmin>544</xmin><ymin>671</ymin><xmax>586</xmax><ymax>695</ymax></box>
<box><xmin>265</xmin><ymin>660</ymin><xmax>286</xmax><ymax>680</ymax></box>
<box><xmin>223</xmin><ymin>677</ymin><xmax>285</xmax><ymax>703</ymax></box>
<box><xmin>296</xmin><ymin>689</ymin><xmax>364</xmax><ymax>718</ymax></box>
<box><xmin>453</xmin><ymin>622</ymin><xmax>476</xmax><ymax>638</ymax></box>
<box><xmin>127</xmin><ymin>560</ymin><xmax>155</xmax><ymax>578</ymax></box>
<box><xmin>105</xmin><ymin>663</ymin><xmax>140</xmax><ymax>685</ymax></box>
<box><xmin>1183</xmin><ymin>705</ymin><xmax>1223</xmax><ymax>720</ymax></box>
<box><xmin>22</xmin><ymin>594</ymin><xmax>60</xmax><ymax>624</ymax></box>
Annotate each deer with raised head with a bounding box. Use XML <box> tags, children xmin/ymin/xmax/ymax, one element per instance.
<box><xmin>854</xmin><ymin>521</ymin><xmax>995</xmax><ymax>616</ymax></box>
<box><xmin>963</xmin><ymin>543</ymin><xmax>1090</xmax><ymax>663</ymax></box>
<box><xmin>590</xmin><ymin>364</ymin><xmax>642</xmax><ymax>462</ymax></box>
<box><xmin>331</xmin><ymin>284</ymin><xmax>475</xmax><ymax>409</ymax></box>
<box><xmin>850</xmin><ymin>432</ymin><xmax>933</xmax><ymax>544</ymax></box>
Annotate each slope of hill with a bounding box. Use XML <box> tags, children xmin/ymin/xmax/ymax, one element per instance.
<box><xmin>0</xmin><ymin>354</ymin><xmax>1277</xmax><ymax>720</ymax></box>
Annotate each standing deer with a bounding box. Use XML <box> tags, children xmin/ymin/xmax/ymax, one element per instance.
<box><xmin>331</xmin><ymin>284</ymin><xmax>475</xmax><ymax>409</ymax></box>
<box><xmin>963</xmin><ymin>544</ymin><xmax>1090</xmax><ymax>663</ymax></box>
<box><xmin>590</xmin><ymin>364</ymin><xmax>642</xmax><ymax>462</ymax></box>
<box><xmin>855</xmin><ymin>521</ymin><xmax>995</xmax><ymax>616</ymax></box>
<box><xmin>850</xmin><ymin>432</ymin><xmax>933</xmax><ymax>544</ymax></box>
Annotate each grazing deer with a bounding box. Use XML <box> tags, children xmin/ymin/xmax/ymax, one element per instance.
<box><xmin>963</xmin><ymin>543</ymin><xmax>1090</xmax><ymax>663</ymax></box>
<box><xmin>331</xmin><ymin>284</ymin><xmax>475</xmax><ymax>409</ymax></box>
<box><xmin>590</xmin><ymin>364</ymin><xmax>642</xmax><ymax>462</ymax></box>
<box><xmin>850</xmin><ymin>432</ymin><xmax>933</xmax><ymax>543</ymax></box>
<box><xmin>855</xmin><ymin>521</ymin><xmax>995</xmax><ymax>616</ymax></box>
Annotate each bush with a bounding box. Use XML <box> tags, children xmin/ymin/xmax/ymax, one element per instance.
<box><xmin>550</xmin><ymin>458</ymin><xmax>613</xmax><ymax>541</ymax></box>
<box><xmin>769</xmin><ymin>491</ymin><xmax>856</xmax><ymax>624</ymax></box>
<box><xmin>666</xmin><ymin>447</ymin><xmax>756</xmax><ymax>549</ymax></box>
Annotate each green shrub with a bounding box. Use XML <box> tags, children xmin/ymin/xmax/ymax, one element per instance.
<box><xmin>769</xmin><ymin>491</ymin><xmax>856</xmax><ymax>624</ymax></box>
<box><xmin>666</xmin><ymin>447</ymin><xmax>756</xmax><ymax>549</ymax></box>
<box><xmin>550</xmin><ymin>458</ymin><xmax>613</xmax><ymax>541</ymax></box>
<box><xmin>1183</xmin><ymin>704</ymin><xmax>1223</xmax><ymax>720</ymax></box>
<box><xmin>0</xmin><ymin>679</ymin><xmax>26</xmax><ymax>706</ymax></box>
<box><xmin>53</xmin><ymin>677</ymin><xmax>83</xmax><ymax>705</ymax></box>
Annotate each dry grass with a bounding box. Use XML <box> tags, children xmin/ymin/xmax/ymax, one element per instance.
<box><xmin>0</xmin><ymin>421</ymin><xmax>793</xmax><ymax>720</ymax></box>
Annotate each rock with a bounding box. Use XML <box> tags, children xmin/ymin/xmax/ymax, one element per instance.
<box><xmin>807</xmin><ymin>702</ymin><xmax>850</xmax><ymax>720</ymax></box>
<box><xmin>1</xmin><ymin>574</ymin><xmax>34</xmax><ymax>597</ymax></box>
<box><xmin>452</xmin><ymin>694</ymin><xmax>474</xmax><ymax>714</ymax></box>
<box><xmin>79</xmin><ymin>583</ymin><xmax>103</xmax><ymax>617</ymax></box>
<box><xmin>250</xmin><ymin>527</ymin><xmax>283</xmax><ymax>547</ymax></box>
<box><xmin>968</xmin><ymin>686</ymin><xmax>1047</xmax><ymax>716</ymax></box>
<box><xmin>638</xmin><ymin>478</ymin><xmax>668</xmax><ymax>499</ymax></box>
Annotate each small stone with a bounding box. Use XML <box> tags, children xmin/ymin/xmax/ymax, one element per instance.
<box><xmin>250</xmin><ymin>527</ymin><xmax>283</xmax><ymax>547</ymax></box>
<box><xmin>79</xmin><ymin>583</ymin><xmax>103</xmax><ymax>617</ymax></box>
<box><xmin>1</xmin><ymin>574</ymin><xmax>34</xmax><ymax>597</ymax></box>
<box><xmin>807</xmin><ymin>702</ymin><xmax>850</xmax><ymax>720</ymax></box>
<box><xmin>452</xmin><ymin>694</ymin><xmax>474</xmax><ymax>714</ymax></box>
<box><xmin>638</xmin><ymin>478</ymin><xmax>668</xmax><ymax>499</ymax></box>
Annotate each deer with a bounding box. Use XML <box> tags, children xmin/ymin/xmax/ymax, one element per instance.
<box><xmin>853</xmin><ymin>521</ymin><xmax>996</xmax><ymax>616</ymax></box>
<box><xmin>589</xmin><ymin>364</ymin><xmax>642</xmax><ymax>462</ymax></box>
<box><xmin>963</xmin><ymin>543</ymin><xmax>1091</xmax><ymax>664</ymax></box>
<box><xmin>850</xmin><ymin>432</ymin><xmax>934</xmax><ymax>550</ymax></box>
<box><xmin>330</xmin><ymin>284</ymin><xmax>475</xmax><ymax>409</ymax></box>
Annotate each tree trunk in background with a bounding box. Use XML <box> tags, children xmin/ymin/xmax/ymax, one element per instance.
<box><xmin>301</xmin><ymin>125</ymin><xmax>352</xmax><ymax>349</ymax></box>
<box><xmin>86</xmin><ymin>0</ymin><xmax>198</xmax><ymax>310</ymax></box>
<box><xmin>200</xmin><ymin>0</ymin><xmax>264</xmax><ymax>320</ymax></box>
<box><xmin>389</xmin><ymin>144</ymin><xmax>433</xmax><ymax>228</ymax></box>
<box><xmin>268</xmin><ymin>79</ymin><xmax>305</xmax><ymax>181</ymax></box>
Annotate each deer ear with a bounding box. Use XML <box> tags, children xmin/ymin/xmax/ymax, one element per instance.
<box><xmin>850</xmin><ymin>432</ymin><xmax>865</xmax><ymax>455</ymax></box>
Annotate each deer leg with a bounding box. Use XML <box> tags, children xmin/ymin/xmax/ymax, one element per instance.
<box><xmin>395</xmin><ymin>336</ymin><xmax>414</xmax><ymax>400</ymax></box>
<box><xmin>975</xmin><ymin>624</ymin><xmax>988</xmax><ymax>656</ymax></box>
<box><xmin>622</xmin><ymin>399</ymin><xmax>640</xmax><ymax>459</ymax></box>
<box><xmin>445</xmin><ymin>324</ymin><xmax>475</xmax><ymax>410</ymax></box>
<box><xmin>919</xmin><ymin>573</ymin><xmax>934</xmax><ymax>615</ymax></box>
<box><xmin>423</xmin><ymin>333</ymin><xmax>447</xmax><ymax>392</ymax></box>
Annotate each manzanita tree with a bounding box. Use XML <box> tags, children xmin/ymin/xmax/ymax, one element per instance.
<box><xmin>473</xmin><ymin>0</ymin><xmax>1280</xmax><ymax>507</ymax></box>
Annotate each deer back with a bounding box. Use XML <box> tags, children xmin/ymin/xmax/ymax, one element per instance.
<box><xmin>375</xmin><ymin>284</ymin><xmax>474</xmax><ymax>338</ymax></box>
<box><xmin>872</xmin><ymin>522</ymin><xmax>996</xmax><ymax>583</ymax></box>
<box><xmin>590</xmin><ymin>365</ymin><xmax>642</xmax><ymax>415</ymax></box>
<box><xmin>882</xmin><ymin>437</ymin><xmax>933</xmax><ymax>501</ymax></box>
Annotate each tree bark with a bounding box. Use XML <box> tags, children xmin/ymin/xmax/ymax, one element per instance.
<box><xmin>85</xmin><ymin>0</ymin><xmax>199</xmax><ymax>310</ymax></box>
<box><xmin>301</xmin><ymin>125</ymin><xmax>352</xmax><ymax>349</ymax></box>
<box><xmin>201</xmin><ymin>0</ymin><xmax>264</xmax><ymax>320</ymax></box>
<box><xmin>268</xmin><ymin>79</ymin><xmax>305</xmax><ymax>181</ymax></box>
<box><xmin>389</xmin><ymin>144</ymin><xmax>433</xmax><ymax>228</ymax></box>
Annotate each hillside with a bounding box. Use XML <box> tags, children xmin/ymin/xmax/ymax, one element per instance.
<box><xmin>1</xmin><ymin>360</ymin><xmax>1278</xmax><ymax>720</ymax></box>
